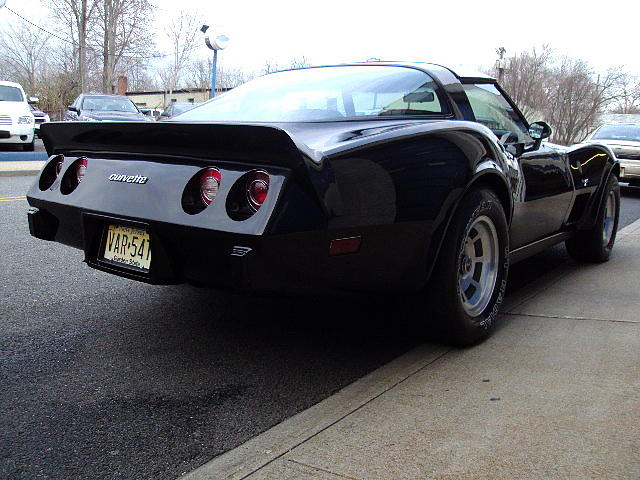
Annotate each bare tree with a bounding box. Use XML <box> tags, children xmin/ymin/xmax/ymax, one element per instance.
<box><xmin>48</xmin><ymin>0</ymin><xmax>99</xmax><ymax>93</ymax></box>
<box><xmin>498</xmin><ymin>47</ymin><xmax>628</xmax><ymax>144</ymax></box>
<box><xmin>95</xmin><ymin>0</ymin><xmax>155</xmax><ymax>93</ymax></box>
<box><xmin>120</xmin><ymin>56</ymin><xmax>157</xmax><ymax>91</ymax></box>
<box><xmin>611</xmin><ymin>74</ymin><xmax>640</xmax><ymax>114</ymax></box>
<box><xmin>289</xmin><ymin>56</ymin><xmax>311</xmax><ymax>69</ymax></box>
<box><xmin>545</xmin><ymin>59</ymin><xmax>625</xmax><ymax>144</ymax></box>
<box><xmin>157</xmin><ymin>10</ymin><xmax>201</xmax><ymax>92</ymax></box>
<box><xmin>496</xmin><ymin>45</ymin><xmax>553</xmax><ymax>120</ymax></box>
<box><xmin>261</xmin><ymin>56</ymin><xmax>312</xmax><ymax>75</ymax></box>
<box><xmin>0</xmin><ymin>20</ymin><xmax>53</xmax><ymax>93</ymax></box>
<box><xmin>261</xmin><ymin>59</ymin><xmax>281</xmax><ymax>75</ymax></box>
<box><xmin>187</xmin><ymin>59</ymin><xmax>253</xmax><ymax>91</ymax></box>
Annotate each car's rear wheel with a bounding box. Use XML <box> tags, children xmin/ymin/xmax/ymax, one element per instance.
<box><xmin>416</xmin><ymin>188</ymin><xmax>509</xmax><ymax>346</ymax></box>
<box><xmin>566</xmin><ymin>174</ymin><xmax>619</xmax><ymax>263</ymax></box>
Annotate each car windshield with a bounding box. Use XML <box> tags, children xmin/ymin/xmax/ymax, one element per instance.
<box><xmin>81</xmin><ymin>96</ymin><xmax>138</xmax><ymax>113</ymax></box>
<box><xmin>0</xmin><ymin>86</ymin><xmax>24</xmax><ymax>102</ymax></box>
<box><xmin>170</xmin><ymin>104</ymin><xmax>197</xmax><ymax>115</ymax></box>
<box><xmin>175</xmin><ymin>66</ymin><xmax>449</xmax><ymax>122</ymax></box>
<box><xmin>592</xmin><ymin>124</ymin><xmax>640</xmax><ymax>142</ymax></box>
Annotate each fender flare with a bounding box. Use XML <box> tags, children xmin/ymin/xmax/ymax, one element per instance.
<box><xmin>424</xmin><ymin>164</ymin><xmax>512</xmax><ymax>283</ymax></box>
<box><xmin>576</xmin><ymin>146</ymin><xmax>619</xmax><ymax>231</ymax></box>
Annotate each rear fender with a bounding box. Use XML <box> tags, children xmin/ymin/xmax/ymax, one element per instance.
<box><xmin>424</xmin><ymin>162</ymin><xmax>512</xmax><ymax>283</ymax></box>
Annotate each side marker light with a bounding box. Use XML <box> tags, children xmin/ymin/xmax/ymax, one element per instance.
<box><xmin>329</xmin><ymin>236</ymin><xmax>361</xmax><ymax>255</ymax></box>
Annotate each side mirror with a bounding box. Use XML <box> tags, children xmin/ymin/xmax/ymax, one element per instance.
<box><xmin>68</xmin><ymin>106</ymin><xmax>79</xmax><ymax>113</ymax></box>
<box><xmin>28</xmin><ymin>97</ymin><xmax>39</xmax><ymax>104</ymax></box>
<box><xmin>529</xmin><ymin>121</ymin><xmax>552</xmax><ymax>140</ymax></box>
<box><xmin>528</xmin><ymin>121</ymin><xmax>552</xmax><ymax>150</ymax></box>
<box><xmin>160</xmin><ymin>111</ymin><xmax>169</xmax><ymax>117</ymax></box>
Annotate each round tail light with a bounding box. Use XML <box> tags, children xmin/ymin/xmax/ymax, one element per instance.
<box><xmin>246</xmin><ymin>171</ymin><xmax>269</xmax><ymax>211</ymax></box>
<box><xmin>200</xmin><ymin>168</ymin><xmax>222</xmax><ymax>205</ymax></box>
<box><xmin>76</xmin><ymin>158</ymin><xmax>88</xmax><ymax>183</ymax></box>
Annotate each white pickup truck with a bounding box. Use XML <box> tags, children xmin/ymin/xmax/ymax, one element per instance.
<box><xmin>0</xmin><ymin>80</ymin><xmax>36</xmax><ymax>151</ymax></box>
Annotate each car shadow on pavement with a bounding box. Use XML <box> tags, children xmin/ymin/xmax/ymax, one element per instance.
<box><xmin>2</xmin><ymin>283</ymin><xmax>420</xmax><ymax>480</ymax></box>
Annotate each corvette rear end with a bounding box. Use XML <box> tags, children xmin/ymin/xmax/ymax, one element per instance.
<box><xmin>28</xmin><ymin>122</ymin><xmax>313</xmax><ymax>291</ymax></box>
<box><xmin>27</xmin><ymin>117</ymin><xmax>436</xmax><ymax>296</ymax></box>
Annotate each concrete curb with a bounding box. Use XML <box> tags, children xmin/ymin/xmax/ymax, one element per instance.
<box><xmin>0</xmin><ymin>161</ymin><xmax>45</xmax><ymax>177</ymax></box>
<box><xmin>0</xmin><ymin>169</ymin><xmax>43</xmax><ymax>177</ymax></box>
<box><xmin>181</xmin><ymin>345</ymin><xmax>451</xmax><ymax>480</ymax></box>
<box><xmin>180</xmin><ymin>216</ymin><xmax>640</xmax><ymax>480</ymax></box>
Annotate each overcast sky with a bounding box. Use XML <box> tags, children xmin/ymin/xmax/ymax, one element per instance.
<box><xmin>157</xmin><ymin>0</ymin><xmax>639</xmax><ymax>75</ymax></box>
<box><xmin>4</xmin><ymin>0</ymin><xmax>639</xmax><ymax>76</ymax></box>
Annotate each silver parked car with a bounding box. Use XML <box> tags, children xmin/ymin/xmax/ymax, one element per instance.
<box><xmin>585</xmin><ymin>124</ymin><xmax>640</xmax><ymax>185</ymax></box>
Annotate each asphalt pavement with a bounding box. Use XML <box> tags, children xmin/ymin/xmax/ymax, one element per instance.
<box><xmin>2</xmin><ymin>174</ymin><xmax>640</xmax><ymax>480</ymax></box>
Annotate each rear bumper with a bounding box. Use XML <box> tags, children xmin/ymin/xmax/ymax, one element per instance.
<box><xmin>0</xmin><ymin>126</ymin><xmax>34</xmax><ymax>144</ymax></box>
<box><xmin>27</xmin><ymin>200</ymin><xmax>432</xmax><ymax>295</ymax></box>
<box><xmin>620</xmin><ymin>159</ymin><xmax>640</xmax><ymax>180</ymax></box>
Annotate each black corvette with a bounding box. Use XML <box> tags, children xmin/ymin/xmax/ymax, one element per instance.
<box><xmin>27</xmin><ymin>62</ymin><xmax>620</xmax><ymax>345</ymax></box>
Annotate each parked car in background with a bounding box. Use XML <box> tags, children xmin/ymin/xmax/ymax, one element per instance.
<box><xmin>65</xmin><ymin>94</ymin><xmax>151</xmax><ymax>122</ymax></box>
<box><xmin>159</xmin><ymin>102</ymin><xmax>198</xmax><ymax>120</ymax></box>
<box><xmin>0</xmin><ymin>80</ymin><xmax>36</xmax><ymax>151</ymax></box>
<box><xmin>30</xmin><ymin>103</ymin><xmax>50</xmax><ymax>137</ymax></box>
<box><xmin>29</xmin><ymin>62</ymin><xmax>620</xmax><ymax>346</ymax></box>
<box><xmin>584</xmin><ymin>123</ymin><xmax>640</xmax><ymax>185</ymax></box>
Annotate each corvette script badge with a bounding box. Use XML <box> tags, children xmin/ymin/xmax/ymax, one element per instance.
<box><xmin>108</xmin><ymin>174</ymin><xmax>148</xmax><ymax>184</ymax></box>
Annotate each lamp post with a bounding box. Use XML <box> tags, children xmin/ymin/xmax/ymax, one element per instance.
<box><xmin>200</xmin><ymin>24</ymin><xmax>229</xmax><ymax>99</ymax></box>
<box><xmin>0</xmin><ymin>0</ymin><xmax>7</xmax><ymax>8</ymax></box>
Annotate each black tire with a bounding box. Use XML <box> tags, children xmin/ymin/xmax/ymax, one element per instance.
<box><xmin>566</xmin><ymin>174</ymin><xmax>619</xmax><ymax>263</ymax></box>
<box><xmin>416</xmin><ymin>188</ymin><xmax>509</xmax><ymax>347</ymax></box>
<box><xmin>23</xmin><ymin>141</ymin><xmax>35</xmax><ymax>152</ymax></box>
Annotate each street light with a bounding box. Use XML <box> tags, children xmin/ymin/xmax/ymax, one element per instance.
<box><xmin>0</xmin><ymin>0</ymin><xmax>7</xmax><ymax>9</ymax></box>
<box><xmin>200</xmin><ymin>24</ymin><xmax>229</xmax><ymax>99</ymax></box>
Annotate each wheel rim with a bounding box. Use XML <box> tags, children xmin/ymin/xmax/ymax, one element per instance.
<box><xmin>602</xmin><ymin>190</ymin><xmax>616</xmax><ymax>246</ymax></box>
<box><xmin>458</xmin><ymin>215</ymin><xmax>499</xmax><ymax>317</ymax></box>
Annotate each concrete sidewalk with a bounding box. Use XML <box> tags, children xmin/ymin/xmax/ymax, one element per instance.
<box><xmin>0</xmin><ymin>160</ymin><xmax>45</xmax><ymax>177</ymax></box>
<box><xmin>183</xmin><ymin>221</ymin><xmax>640</xmax><ymax>480</ymax></box>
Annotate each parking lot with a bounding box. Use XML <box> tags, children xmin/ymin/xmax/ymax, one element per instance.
<box><xmin>0</xmin><ymin>138</ymin><xmax>48</xmax><ymax>162</ymax></box>
<box><xmin>0</xmin><ymin>171</ymin><xmax>639</xmax><ymax>479</ymax></box>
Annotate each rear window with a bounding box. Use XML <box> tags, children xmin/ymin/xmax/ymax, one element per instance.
<box><xmin>81</xmin><ymin>96</ymin><xmax>138</xmax><ymax>113</ymax></box>
<box><xmin>175</xmin><ymin>66</ymin><xmax>449</xmax><ymax>122</ymax></box>
<box><xmin>592</xmin><ymin>124</ymin><xmax>640</xmax><ymax>142</ymax></box>
<box><xmin>0</xmin><ymin>86</ymin><xmax>24</xmax><ymax>102</ymax></box>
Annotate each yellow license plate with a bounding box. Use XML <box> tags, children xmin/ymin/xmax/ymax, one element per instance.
<box><xmin>102</xmin><ymin>224</ymin><xmax>151</xmax><ymax>271</ymax></box>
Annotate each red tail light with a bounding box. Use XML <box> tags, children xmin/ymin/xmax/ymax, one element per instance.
<box><xmin>55</xmin><ymin>158</ymin><xmax>64</xmax><ymax>177</ymax></box>
<box><xmin>200</xmin><ymin>168</ymin><xmax>222</xmax><ymax>205</ymax></box>
<box><xmin>246</xmin><ymin>171</ymin><xmax>269</xmax><ymax>211</ymax></box>
<box><xmin>76</xmin><ymin>158</ymin><xmax>88</xmax><ymax>183</ymax></box>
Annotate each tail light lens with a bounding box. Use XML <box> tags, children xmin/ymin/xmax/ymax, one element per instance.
<box><xmin>76</xmin><ymin>158</ymin><xmax>88</xmax><ymax>183</ymax></box>
<box><xmin>60</xmin><ymin>157</ymin><xmax>88</xmax><ymax>195</ymax></box>
<box><xmin>54</xmin><ymin>158</ymin><xmax>64</xmax><ymax>177</ymax></box>
<box><xmin>39</xmin><ymin>155</ymin><xmax>64</xmax><ymax>191</ymax></box>
<box><xmin>246</xmin><ymin>171</ymin><xmax>269</xmax><ymax>211</ymax></box>
<box><xmin>200</xmin><ymin>168</ymin><xmax>222</xmax><ymax>205</ymax></box>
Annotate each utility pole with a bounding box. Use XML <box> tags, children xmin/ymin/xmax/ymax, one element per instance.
<box><xmin>496</xmin><ymin>47</ymin><xmax>506</xmax><ymax>83</ymax></box>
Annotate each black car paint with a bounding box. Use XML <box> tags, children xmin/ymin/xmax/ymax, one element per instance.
<box><xmin>28</xmin><ymin>63</ymin><xmax>618</xmax><ymax>294</ymax></box>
